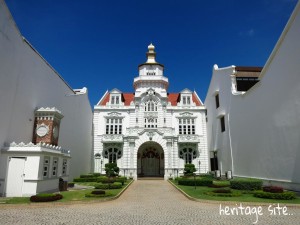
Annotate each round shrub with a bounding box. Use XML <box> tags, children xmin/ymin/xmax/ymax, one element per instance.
<box><xmin>115</xmin><ymin>176</ymin><xmax>127</xmax><ymax>185</ymax></box>
<box><xmin>91</xmin><ymin>189</ymin><xmax>106</xmax><ymax>195</ymax></box>
<box><xmin>102</xmin><ymin>178</ymin><xmax>116</xmax><ymax>184</ymax></box>
<box><xmin>97</xmin><ymin>176</ymin><xmax>109</xmax><ymax>183</ymax></box>
<box><xmin>263</xmin><ymin>186</ymin><xmax>284</xmax><ymax>193</ymax></box>
<box><xmin>230</xmin><ymin>178</ymin><xmax>263</xmax><ymax>190</ymax></box>
<box><xmin>30</xmin><ymin>193</ymin><xmax>63</xmax><ymax>202</ymax></box>
<box><xmin>254</xmin><ymin>191</ymin><xmax>296</xmax><ymax>200</ymax></box>
<box><xmin>110</xmin><ymin>182</ymin><xmax>122</xmax><ymax>189</ymax></box>
<box><xmin>94</xmin><ymin>183</ymin><xmax>110</xmax><ymax>189</ymax></box>
<box><xmin>73</xmin><ymin>177</ymin><xmax>98</xmax><ymax>182</ymax></box>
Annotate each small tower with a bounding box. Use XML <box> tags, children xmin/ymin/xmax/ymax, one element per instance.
<box><xmin>32</xmin><ymin>107</ymin><xmax>64</xmax><ymax>146</ymax></box>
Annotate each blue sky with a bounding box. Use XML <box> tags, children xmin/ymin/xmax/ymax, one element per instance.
<box><xmin>5</xmin><ymin>0</ymin><xmax>298</xmax><ymax>106</ymax></box>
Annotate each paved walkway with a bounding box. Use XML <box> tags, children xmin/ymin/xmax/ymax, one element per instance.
<box><xmin>0</xmin><ymin>180</ymin><xmax>299</xmax><ymax>224</ymax></box>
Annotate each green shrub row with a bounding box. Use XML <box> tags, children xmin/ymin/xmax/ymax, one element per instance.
<box><xmin>178</xmin><ymin>178</ymin><xmax>213</xmax><ymax>186</ymax></box>
<box><xmin>205</xmin><ymin>190</ymin><xmax>242</xmax><ymax>197</ymax></box>
<box><xmin>91</xmin><ymin>189</ymin><xmax>106</xmax><ymax>195</ymax></box>
<box><xmin>230</xmin><ymin>178</ymin><xmax>263</xmax><ymax>190</ymax></box>
<box><xmin>30</xmin><ymin>193</ymin><xmax>63</xmax><ymax>202</ymax></box>
<box><xmin>254</xmin><ymin>191</ymin><xmax>296</xmax><ymax>200</ymax></box>
<box><xmin>94</xmin><ymin>182</ymin><xmax>123</xmax><ymax>189</ymax></box>
<box><xmin>74</xmin><ymin>176</ymin><xmax>127</xmax><ymax>183</ymax></box>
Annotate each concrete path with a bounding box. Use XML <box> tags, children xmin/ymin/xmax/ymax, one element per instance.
<box><xmin>0</xmin><ymin>180</ymin><xmax>299</xmax><ymax>225</ymax></box>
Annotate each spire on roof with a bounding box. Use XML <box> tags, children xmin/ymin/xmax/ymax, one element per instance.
<box><xmin>146</xmin><ymin>43</ymin><xmax>156</xmax><ymax>63</ymax></box>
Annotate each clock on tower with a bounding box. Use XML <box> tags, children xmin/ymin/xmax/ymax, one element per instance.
<box><xmin>32</xmin><ymin>107</ymin><xmax>64</xmax><ymax>146</ymax></box>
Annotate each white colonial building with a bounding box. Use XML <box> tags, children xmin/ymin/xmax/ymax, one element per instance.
<box><xmin>205</xmin><ymin>1</ymin><xmax>300</xmax><ymax>191</ymax></box>
<box><xmin>94</xmin><ymin>44</ymin><xmax>209</xmax><ymax>180</ymax></box>
<box><xmin>0</xmin><ymin>0</ymin><xmax>93</xmax><ymax>197</ymax></box>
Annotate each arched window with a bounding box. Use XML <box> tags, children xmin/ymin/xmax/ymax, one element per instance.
<box><xmin>179</xmin><ymin>148</ymin><xmax>197</xmax><ymax>164</ymax></box>
<box><xmin>145</xmin><ymin>100</ymin><xmax>157</xmax><ymax>112</ymax></box>
<box><xmin>103</xmin><ymin>148</ymin><xmax>122</xmax><ymax>163</ymax></box>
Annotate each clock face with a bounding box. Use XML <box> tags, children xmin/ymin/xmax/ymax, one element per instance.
<box><xmin>36</xmin><ymin>124</ymin><xmax>49</xmax><ymax>137</ymax></box>
<box><xmin>53</xmin><ymin>126</ymin><xmax>59</xmax><ymax>139</ymax></box>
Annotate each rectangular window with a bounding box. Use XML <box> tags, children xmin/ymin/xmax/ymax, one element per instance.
<box><xmin>179</xmin><ymin>118</ymin><xmax>195</xmax><ymax>135</ymax></box>
<box><xmin>62</xmin><ymin>159</ymin><xmax>67</xmax><ymax>176</ymax></box>
<box><xmin>187</xmin><ymin>97</ymin><xmax>191</xmax><ymax>104</ymax></box>
<box><xmin>106</xmin><ymin>118</ymin><xmax>123</xmax><ymax>134</ymax></box>
<box><xmin>43</xmin><ymin>157</ymin><xmax>50</xmax><ymax>178</ymax></box>
<box><xmin>116</xmin><ymin>96</ymin><xmax>119</xmax><ymax>104</ymax></box>
<box><xmin>220</xmin><ymin>116</ymin><xmax>225</xmax><ymax>132</ymax></box>
<box><xmin>111</xmin><ymin>96</ymin><xmax>115</xmax><ymax>104</ymax></box>
<box><xmin>183</xmin><ymin>97</ymin><xmax>186</xmax><ymax>104</ymax></box>
<box><xmin>215</xmin><ymin>94</ymin><xmax>220</xmax><ymax>108</ymax></box>
<box><xmin>52</xmin><ymin>158</ymin><xmax>58</xmax><ymax>177</ymax></box>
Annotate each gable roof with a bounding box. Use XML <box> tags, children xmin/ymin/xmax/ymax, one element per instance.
<box><xmin>98</xmin><ymin>92</ymin><xmax>202</xmax><ymax>106</ymax></box>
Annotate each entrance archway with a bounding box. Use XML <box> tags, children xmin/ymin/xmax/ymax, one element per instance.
<box><xmin>137</xmin><ymin>142</ymin><xmax>164</xmax><ymax>177</ymax></box>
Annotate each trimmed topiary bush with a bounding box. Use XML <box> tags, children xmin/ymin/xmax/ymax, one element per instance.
<box><xmin>230</xmin><ymin>178</ymin><xmax>263</xmax><ymax>190</ymax></box>
<box><xmin>97</xmin><ymin>176</ymin><xmax>109</xmax><ymax>183</ymax></box>
<box><xmin>80</xmin><ymin>174</ymin><xmax>95</xmax><ymax>178</ymax></box>
<box><xmin>209</xmin><ymin>180</ymin><xmax>230</xmax><ymax>188</ymax></box>
<box><xmin>110</xmin><ymin>182</ymin><xmax>122</xmax><ymax>189</ymax></box>
<box><xmin>91</xmin><ymin>189</ymin><xmax>106</xmax><ymax>195</ymax></box>
<box><xmin>263</xmin><ymin>186</ymin><xmax>284</xmax><ymax>193</ymax></box>
<box><xmin>254</xmin><ymin>191</ymin><xmax>296</xmax><ymax>200</ymax></box>
<box><xmin>115</xmin><ymin>176</ymin><xmax>127</xmax><ymax>185</ymax></box>
<box><xmin>183</xmin><ymin>164</ymin><xmax>196</xmax><ymax>176</ymax></box>
<box><xmin>30</xmin><ymin>193</ymin><xmax>63</xmax><ymax>202</ymax></box>
<box><xmin>94</xmin><ymin>183</ymin><xmax>110</xmax><ymax>189</ymax></box>
<box><xmin>178</xmin><ymin>178</ymin><xmax>213</xmax><ymax>186</ymax></box>
<box><xmin>105</xmin><ymin>163</ymin><xmax>120</xmax><ymax>177</ymax></box>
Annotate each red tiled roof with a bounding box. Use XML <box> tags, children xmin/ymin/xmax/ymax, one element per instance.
<box><xmin>98</xmin><ymin>93</ymin><xmax>134</xmax><ymax>106</ymax></box>
<box><xmin>123</xmin><ymin>93</ymin><xmax>135</xmax><ymax>106</ymax></box>
<box><xmin>168</xmin><ymin>93</ymin><xmax>180</xmax><ymax>106</ymax></box>
<box><xmin>99</xmin><ymin>92</ymin><xmax>202</xmax><ymax>106</ymax></box>
<box><xmin>192</xmin><ymin>93</ymin><xmax>202</xmax><ymax>106</ymax></box>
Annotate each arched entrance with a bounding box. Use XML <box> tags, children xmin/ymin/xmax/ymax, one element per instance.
<box><xmin>137</xmin><ymin>142</ymin><xmax>164</xmax><ymax>177</ymax></box>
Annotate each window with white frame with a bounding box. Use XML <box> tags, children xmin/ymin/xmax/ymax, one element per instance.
<box><xmin>52</xmin><ymin>157</ymin><xmax>58</xmax><ymax>177</ymax></box>
<box><xmin>144</xmin><ymin>118</ymin><xmax>157</xmax><ymax>128</ymax></box>
<box><xmin>111</xmin><ymin>95</ymin><xmax>121</xmax><ymax>105</ymax></box>
<box><xmin>144</xmin><ymin>100</ymin><xmax>157</xmax><ymax>112</ymax></box>
<box><xmin>105</xmin><ymin>118</ymin><xmax>122</xmax><ymax>134</ymax></box>
<box><xmin>103</xmin><ymin>148</ymin><xmax>122</xmax><ymax>163</ymax></box>
<box><xmin>62</xmin><ymin>159</ymin><xmax>67</xmax><ymax>176</ymax></box>
<box><xmin>179</xmin><ymin>118</ymin><xmax>195</xmax><ymax>135</ymax></box>
<box><xmin>43</xmin><ymin>157</ymin><xmax>50</xmax><ymax>178</ymax></box>
<box><xmin>179</xmin><ymin>148</ymin><xmax>197</xmax><ymax>164</ymax></box>
<box><xmin>182</xmin><ymin>95</ymin><xmax>191</xmax><ymax>105</ymax></box>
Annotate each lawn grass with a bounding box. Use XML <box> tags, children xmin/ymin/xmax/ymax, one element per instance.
<box><xmin>4</xmin><ymin>180</ymin><xmax>132</xmax><ymax>204</ymax></box>
<box><xmin>171</xmin><ymin>180</ymin><xmax>300</xmax><ymax>204</ymax></box>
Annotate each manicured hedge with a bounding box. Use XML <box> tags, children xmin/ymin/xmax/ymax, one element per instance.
<box><xmin>68</xmin><ymin>182</ymin><xmax>75</xmax><ymax>188</ymax></box>
<box><xmin>94</xmin><ymin>183</ymin><xmax>110</xmax><ymax>189</ymax></box>
<box><xmin>80</xmin><ymin>174</ymin><xmax>95</xmax><ymax>178</ymax></box>
<box><xmin>97</xmin><ymin>176</ymin><xmax>109</xmax><ymax>183</ymax></box>
<box><xmin>205</xmin><ymin>189</ymin><xmax>242</xmax><ymax>197</ymax></box>
<box><xmin>73</xmin><ymin>177</ymin><xmax>98</xmax><ymax>182</ymax></box>
<box><xmin>178</xmin><ymin>178</ymin><xmax>213</xmax><ymax>186</ymax></box>
<box><xmin>30</xmin><ymin>193</ymin><xmax>63</xmax><ymax>202</ymax></box>
<box><xmin>212</xmin><ymin>188</ymin><xmax>231</xmax><ymax>193</ymax></box>
<box><xmin>91</xmin><ymin>189</ymin><xmax>106</xmax><ymax>195</ymax></box>
<box><xmin>254</xmin><ymin>191</ymin><xmax>296</xmax><ymax>200</ymax></box>
<box><xmin>94</xmin><ymin>182</ymin><xmax>123</xmax><ymax>190</ymax></box>
<box><xmin>263</xmin><ymin>186</ymin><xmax>284</xmax><ymax>193</ymax></box>
<box><xmin>230</xmin><ymin>178</ymin><xmax>263</xmax><ymax>190</ymax></box>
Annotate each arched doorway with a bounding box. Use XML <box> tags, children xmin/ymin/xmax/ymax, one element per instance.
<box><xmin>137</xmin><ymin>142</ymin><xmax>164</xmax><ymax>177</ymax></box>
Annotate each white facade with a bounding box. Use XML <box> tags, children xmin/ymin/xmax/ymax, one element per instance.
<box><xmin>0</xmin><ymin>0</ymin><xmax>93</xmax><ymax>196</ymax></box>
<box><xmin>205</xmin><ymin>1</ymin><xmax>300</xmax><ymax>191</ymax></box>
<box><xmin>94</xmin><ymin>44</ymin><xmax>208</xmax><ymax>180</ymax></box>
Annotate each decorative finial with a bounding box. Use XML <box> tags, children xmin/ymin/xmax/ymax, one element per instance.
<box><xmin>146</xmin><ymin>43</ymin><xmax>156</xmax><ymax>63</ymax></box>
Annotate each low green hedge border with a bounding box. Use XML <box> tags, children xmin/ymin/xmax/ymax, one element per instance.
<box><xmin>30</xmin><ymin>193</ymin><xmax>63</xmax><ymax>202</ymax></box>
<box><xmin>94</xmin><ymin>182</ymin><xmax>123</xmax><ymax>190</ymax></box>
<box><xmin>178</xmin><ymin>178</ymin><xmax>213</xmax><ymax>186</ymax></box>
<box><xmin>254</xmin><ymin>191</ymin><xmax>296</xmax><ymax>200</ymax></box>
<box><xmin>205</xmin><ymin>189</ymin><xmax>242</xmax><ymax>197</ymax></box>
<box><xmin>74</xmin><ymin>176</ymin><xmax>127</xmax><ymax>183</ymax></box>
<box><xmin>230</xmin><ymin>178</ymin><xmax>263</xmax><ymax>190</ymax></box>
